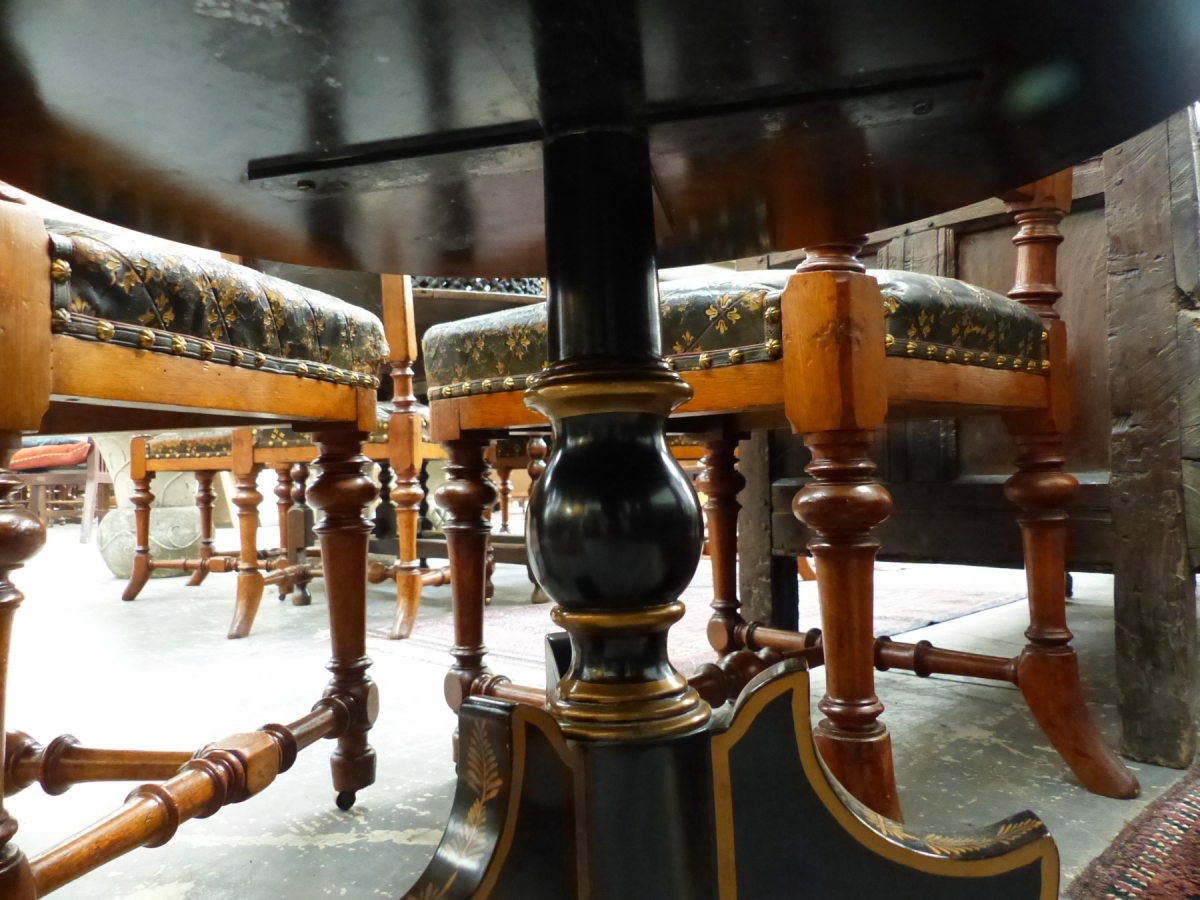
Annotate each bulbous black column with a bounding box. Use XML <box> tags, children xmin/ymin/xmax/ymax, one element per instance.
<box><xmin>526</xmin><ymin>129</ymin><xmax>708</xmax><ymax>739</ymax></box>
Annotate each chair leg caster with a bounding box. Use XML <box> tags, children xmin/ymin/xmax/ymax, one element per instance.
<box><xmin>336</xmin><ymin>791</ymin><xmax>356</xmax><ymax>811</ymax></box>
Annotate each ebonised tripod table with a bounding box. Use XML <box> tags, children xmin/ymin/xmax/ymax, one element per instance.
<box><xmin>4</xmin><ymin>2</ymin><xmax>1200</xmax><ymax>897</ymax></box>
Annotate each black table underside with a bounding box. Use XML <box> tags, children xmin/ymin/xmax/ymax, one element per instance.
<box><xmin>1</xmin><ymin>0</ymin><xmax>1198</xmax><ymax>275</ymax></box>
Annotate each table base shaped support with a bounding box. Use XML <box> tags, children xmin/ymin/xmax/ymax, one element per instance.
<box><xmin>401</xmin><ymin>663</ymin><xmax>1058</xmax><ymax>900</ymax></box>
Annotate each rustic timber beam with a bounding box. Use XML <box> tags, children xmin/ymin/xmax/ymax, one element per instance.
<box><xmin>1104</xmin><ymin>113</ymin><xmax>1199</xmax><ymax>768</ymax></box>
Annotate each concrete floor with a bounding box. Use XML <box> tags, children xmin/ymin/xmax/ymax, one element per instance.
<box><xmin>3</xmin><ymin>523</ymin><xmax>1184</xmax><ymax>898</ymax></box>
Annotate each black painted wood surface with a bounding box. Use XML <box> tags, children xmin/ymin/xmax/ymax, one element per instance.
<box><xmin>2</xmin><ymin>2</ymin><xmax>1200</xmax><ymax>274</ymax></box>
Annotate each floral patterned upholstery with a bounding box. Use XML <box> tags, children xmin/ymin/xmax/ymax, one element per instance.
<box><xmin>46</xmin><ymin>220</ymin><xmax>388</xmax><ymax>381</ymax></box>
<box><xmin>422</xmin><ymin>270</ymin><xmax>1049</xmax><ymax>398</ymax></box>
<box><xmin>144</xmin><ymin>403</ymin><xmax>425</xmax><ymax>461</ymax></box>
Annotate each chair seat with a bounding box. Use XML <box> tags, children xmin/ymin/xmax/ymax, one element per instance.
<box><xmin>144</xmin><ymin>403</ymin><xmax>425</xmax><ymax>461</ymax></box>
<box><xmin>422</xmin><ymin>270</ymin><xmax>1049</xmax><ymax>398</ymax></box>
<box><xmin>45</xmin><ymin>219</ymin><xmax>387</xmax><ymax>384</ymax></box>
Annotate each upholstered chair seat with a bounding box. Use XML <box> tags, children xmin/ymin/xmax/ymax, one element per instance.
<box><xmin>142</xmin><ymin>403</ymin><xmax>425</xmax><ymax>461</ymax></box>
<box><xmin>422</xmin><ymin>270</ymin><xmax>1049</xmax><ymax>398</ymax></box>
<box><xmin>47</xmin><ymin>220</ymin><xmax>387</xmax><ymax>383</ymax></box>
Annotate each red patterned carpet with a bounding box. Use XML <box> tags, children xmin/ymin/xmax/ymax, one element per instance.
<box><xmin>1067</xmin><ymin>762</ymin><xmax>1200</xmax><ymax>899</ymax></box>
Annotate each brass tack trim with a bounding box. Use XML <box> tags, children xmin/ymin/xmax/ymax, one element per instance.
<box><xmin>884</xmin><ymin>334</ymin><xmax>895</xmax><ymax>348</ymax></box>
<box><xmin>254</xmin><ymin>352</ymin><xmax>267</xmax><ymax>368</ymax></box>
<box><xmin>765</xmin><ymin>339</ymin><xmax>782</xmax><ymax>359</ymax></box>
<box><xmin>728</xmin><ymin>348</ymin><xmax>743</xmax><ymax>364</ymax></box>
<box><xmin>50</xmin><ymin>259</ymin><xmax>71</xmax><ymax>283</ymax></box>
<box><xmin>137</xmin><ymin>328</ymin><xmax>155</xmax><ymax>349</ymax></box>
<box><xmin>481</xmin><ymin>378</ymin><xmax>493</xmax><ymax>393</ymax></box>
<box><xmin>95</xmin><ymin>320</ymin><xmax>115</xmax><ymax>341</ymax></box>
<box><xmin>764</xmin><ymin>305</ymin><xmax>781</xmax><ymax>324</ymax></box>
<box><xmin>295</xmin><ymin>361</ymin><xmax>308</xmax><ymax>376</ymax></box>
<box><xmin>503</xmin><ymin>377</ymin><xmax>515</xmax><ymax>390</ymax></box>
<box><xmin>52</xmin><ymin>309</ymin><xmax>70</xmax><ymax>331</ymax></box>
<box><xmin>698</xmin><ymin>353</ymin><xmax>712</xmax><ymax>369</ymax></box>
<box><xmin>199</xmin><ymin>341</ymin><xmax>215</xmax><ymax>360</ymax></box>
<box><xmin>170</xmin><ymin>335</ymin><xmax>187</xmax><ymax>355</ymax></box>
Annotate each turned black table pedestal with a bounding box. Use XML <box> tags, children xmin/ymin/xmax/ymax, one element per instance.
<box><xmin>406</xmin><ymin>126</ymin><xmax>1058</xmax><ymax>900</ymax></box>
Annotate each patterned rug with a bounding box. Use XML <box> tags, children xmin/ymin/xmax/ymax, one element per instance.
<box><xmin>1067</xmin><ymin>763</ymin><xmax>1200</xmax><ymax>899</ymax></box>
<box><xmin>376</xmin><ymin>562</ymin><xmax>1027</xmax><ymax>676</ymax></box>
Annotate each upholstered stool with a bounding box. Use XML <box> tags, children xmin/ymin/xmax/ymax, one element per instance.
<box><xmin>420</xmin><ymin>172</ymin><xmax>1137</xmax><ymax>821</ymax></box>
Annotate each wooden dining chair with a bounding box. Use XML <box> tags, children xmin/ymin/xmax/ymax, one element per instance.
<box><xmin>419</xmin><ymin>170</ymin><xmax>1137</xmax><ymax>821</ymax></box>
<box><xmin>123</xmin><ymin>404</ymin><xmax>450</xmax><ymax>640</ymax></box>
<box><xmin>0</xmin><ymin>186</ymin><xmax>386</xmax><ymax>895</ymax></box>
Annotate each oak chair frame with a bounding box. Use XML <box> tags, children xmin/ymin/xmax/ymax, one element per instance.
<box><xmin>424</xmin><ymin>171</ymin><xmax>1138</xmax><ymax>821</ymax></box>
<box><xmin>0</xmin><ymin>194</ymin><xmax>384</xmax><ymax>898</ymax></box>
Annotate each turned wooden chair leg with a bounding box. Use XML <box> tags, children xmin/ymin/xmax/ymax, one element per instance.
<box><xmin>271</xmin><ymin>465</ymin><xmax>294</xmax><ymax>599</ymax></box>
<box><xmin>495</xmin><ymin>466</ymin><xmax>512</xmax><ymax>534</ymax></box>
<box><xmin>289</xmin><ymin>463</ymin><xmax>312</xmax><ymax>606</ymax></box>
<box><xmin>525</xmin><ymin>436</ymin><xmax>549</xmax><ymax>605</ymax></box>
<box><xmin>0</xmin><ymin>436</ymin><xmax>43</xmax><ymax>895</ymax></box>
<box><xmin>1006</xmin><ymin>418</ymin><xmax>1140</xmax><ymax>798</ymax></box>
<box><xmin>793</xmin><ymin>430</ymin><xmax>901</xmax><ymax>821</ymax></box>
<box><xmin>227</xmin><ymin>466</ymin><xmax>264</xmax><ymax>639</ymax></box>
<box><xmin>697</xmin><ymin>434</ymin><xmax>745</xmax><ymax>657</ymax></box>
<box><xmin>436</xmin><ymin>438</ymin><xmax>497</xmax><ymax>711</ymax></box>
<box><xmin>121</xmin><ymin>473</ymin><xmax>155</xmax><ymax>601</ymax></box>
<box><xmin>309</xmin><ymin>430</ymin><xmax>378</xmax><ymax>811</ymax></box>
<box><xmin>389</xmin><ymin>441</ymin><xmax>424</xmax><ymax>640</ymax></box>
<box><xmin>186</xmin><ymin>471</ymin><xmax>216</xmax><ymax>587</ymax></box>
